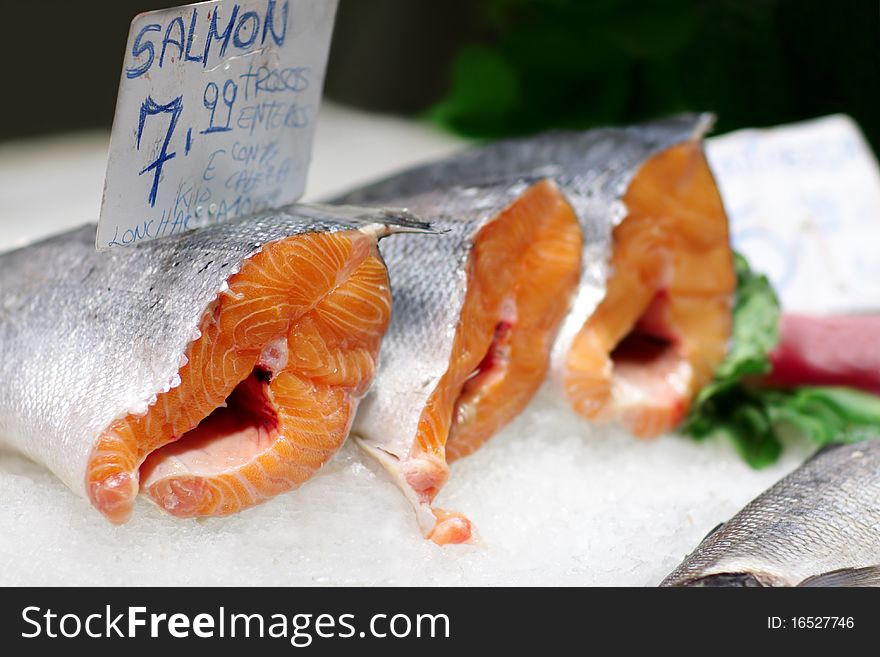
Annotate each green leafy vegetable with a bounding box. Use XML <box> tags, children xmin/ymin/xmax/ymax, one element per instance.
<box><xmin>683</xmin><ymin>254</ymin><xmax>880</xmax><ymax>467</ymax></box>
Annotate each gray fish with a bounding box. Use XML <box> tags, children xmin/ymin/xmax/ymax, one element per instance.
<box><xmin>349</xmin><ymin>180</ymin><xmax>583</xmax><ymax>544</ymax></box>
<box><xmin>661</xmin><ymin>441</ymin><xmax>880</xmax><ymax>587</ymax></box>
<box><xmin>0</xmin><ymin>206</ymin><xmax>419</xmax><ymax>524</ymax></box>
<box><xmin>334</xmin><ymin>115</ymin><xmax>736</xmax><ymax>439</ymax></box>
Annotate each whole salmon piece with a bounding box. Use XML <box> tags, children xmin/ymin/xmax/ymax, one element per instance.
<box><xmin>661</xmin><ymin>441</ymin><xmax>880</xmax><ymax>587</ymax></box>
<box><xmin>0</xmin><ymin>207</ymin><xmax>417</xmax><ymax>524</ymax></box>
<box><xmin>335</xmin><ymin>115</ymin><xmax>735</xmax><ymax>438</ymax></box>
<box><xmin>348</xmin><ymin>180</ymin><xmax>583</xmax><ymax>543</ymax></box>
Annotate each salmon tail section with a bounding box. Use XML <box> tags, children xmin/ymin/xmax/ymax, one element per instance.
<box><xmin>391</xmin><ymin>179</ymin><xmax>582</xmax><ymax>544</ymax></box>
<box><xmin>564</xmin><ymin>142</ymin><xmax>735</xmax><ymax>437</ymax></box>
<box><xmin>87</xmin><ymin>229</ymin><xmax>392</xmax><ymax>523</ymax></box>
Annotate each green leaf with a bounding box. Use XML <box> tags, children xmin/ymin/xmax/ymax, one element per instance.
<box><xmin>727</xmin><ymin>402</ymin><xmax>782</xmax><ymax>468</ymax></box>
<box><xmin>794</xmin><ymin>386</ymin><xmax>880</xmax><ymax>425</ymax></box>
<box><xmin>683</xmin><ymin>254</ymin><xmax>880</xmax><ymax>467</ymax></box>
<box><xmin>692</xmin><ymin>253</ymin><xmax>780</xmax><ymax>406</ymax></box>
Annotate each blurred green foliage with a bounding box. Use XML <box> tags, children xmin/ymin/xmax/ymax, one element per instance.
<box><xmin>431</xmin><ymin>0</ymin><xmax>880</xmax><ymax>148</ymax></box>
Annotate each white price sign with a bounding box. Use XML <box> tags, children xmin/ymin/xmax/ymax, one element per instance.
<box><xmin>707</xmin><ymin>115</ymin><xmax>880</xmax><ymax>313</ymax></box>
<box><xmin>98</xmin><ymin>0</ymin><xmax>338</xmax><ymax>249</ymax></box>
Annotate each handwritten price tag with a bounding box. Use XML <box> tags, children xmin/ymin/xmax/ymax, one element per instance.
<box><xmin>707</xmin><ymin>115</ymin><xmax>880</xmax><ymax>313</ymax></box>
<box><xmin>97</xmin><ymin>0</ymin><xmax>338</xmax><ymax>249</ymax></box>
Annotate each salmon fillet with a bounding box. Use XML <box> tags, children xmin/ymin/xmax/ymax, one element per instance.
<box><xmin>564</xmin><ymin>143</ymin><xmax>735</xmax><ymax>435</ymax></box>
<box><xmin>0</xmin><ymin>209</ymin><xmax>412</xmax><ymax>523</ymax></box>
<box><xmin>350</xmin><ymin>180</ymin><xmax>583</xmax><ymax>543</ymax></box>
<box><xmin>334</xmin><ymin>115</ymin><xmax>734</xmax><ymax>438</ymax></box>
<box><xmin>90</xmin><ymin>230</ymin><xmax>390</xmax><ymax>522</ymax></box>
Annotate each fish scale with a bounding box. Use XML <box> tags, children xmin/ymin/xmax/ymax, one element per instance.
<box><xmin>353</xmin><ymin>183</ymin><xmax>532</xmax><ymax>459</ymax></box>
<box><xmin>331</xmin><ymin>114</ymin><xmax>733</xmax><ymax>439</ymax></box>
<box><xmin>0</xmin><ymin>206</ymin><xmax>419</xmax><ymax>521</ymax></box>
<box><xmin>347</xmin><ymin>180</ymin><xmax>583</xmax><ymax>542</ymax></box>
<box><xmin>661</xmin><ymin>440</ymin><xmax>880</xmax><ymax>586</ymax></box>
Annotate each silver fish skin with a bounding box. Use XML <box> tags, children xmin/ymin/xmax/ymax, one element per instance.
<box><xmin>0</xmin><ymin>205</ymin><xmax>419</xmax><ymax>515</ymax></box>
<box><xmin>661</xmin><ymin>441</ymin><xmax>880</xmax><ymax>587</ymax></box>
<box><xmin>331</xmin><ymin>114</ymin><xmax>714</xmax><ymax>377</ymax></box>
<box><xmin>352</xmin><ymin>181</ymin><xmax>540</xmax><ymax>536</ymax></box>
<box><xmin>352</xmin><ymin>180</ymin><xmax>580</xmax><ymax>542</ymax></box>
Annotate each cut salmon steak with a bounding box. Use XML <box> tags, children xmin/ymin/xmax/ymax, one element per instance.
<box><xmin>334</xmin><ymin>115</ymin><xmax>735</xmax><ymax>439</ymax></box>
<box><xmin>563</xmin><ymin>143</ymin><xmax>735</xmax><ymax>436</ymax></box>
<box><xmin>0</xmin><ymin>208</ymin><xmax>415</xmax><ymax>523</ymax></box>
<box><xmin>348</xmin><ymin>179</ymin><xmax>583</xmax><ymax>543</ymax></box>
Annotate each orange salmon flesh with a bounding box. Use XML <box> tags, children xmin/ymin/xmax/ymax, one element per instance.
<box><xmin>564</xmin><ymin>143</ymin><xmax>735</xmax><ymax>437</ymax></box>
<box><xmin>405</xmin><ymin>180</ymin><xmax>583</xmax><ymax>543</ymax></box>
<box><xmin>86</xmin><ymin>230</ymin><xmax>391</xmax><ymax>523</ymax></box>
